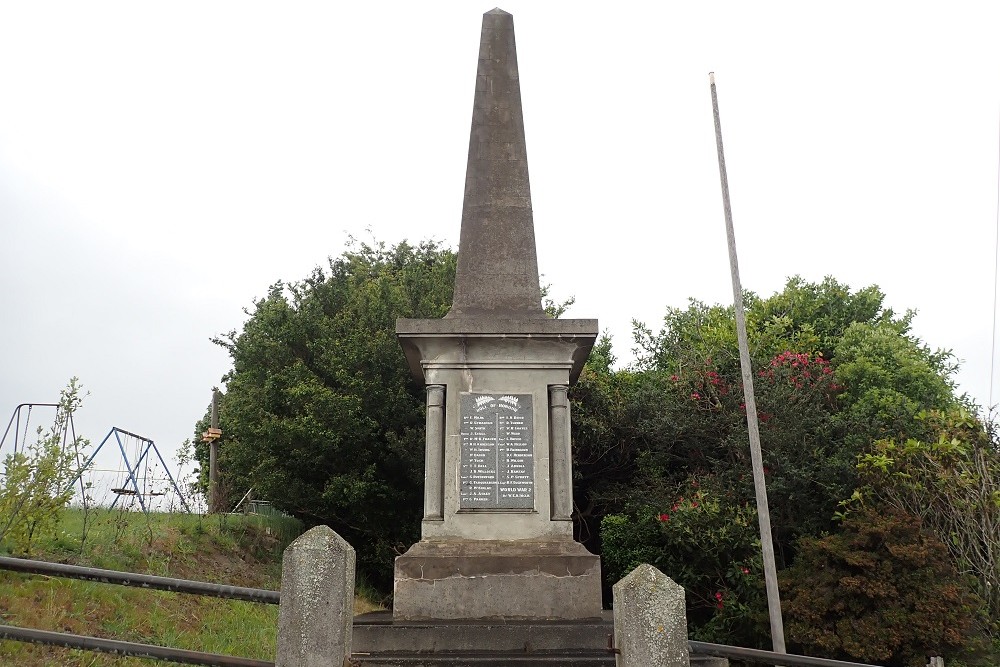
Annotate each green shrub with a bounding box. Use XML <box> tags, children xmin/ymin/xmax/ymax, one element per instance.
<box><xmin>855</xmin><ymin>408</ymin><xmax>1000</xmax><ymax>639</ymax></box>
<box><xmin>0</xmin><ymin>380</ymin><xmax>89</xmax><ymax>555</ymax></box>
<box><xmin>601</xmin><ymin>476</ymin><xmax>769</xmax><ymax>646</ymax></box>
<box><xmin>781</xmin><ymin>506</ymin><xmax>989</xmax><ymax>666</ymax></box>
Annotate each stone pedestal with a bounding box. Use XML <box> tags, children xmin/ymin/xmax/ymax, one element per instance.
<box><xmin>393</xmin><ymin>320</ymin><xmax>601</xmax><ymax>620</ymax></box>
<box><xmin>393</xmin><ymin>540</ymin><xmax>601</xmax><ymax>620</ymax></box>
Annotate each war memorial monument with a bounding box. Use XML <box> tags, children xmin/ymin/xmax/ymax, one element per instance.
<box><xmin>393</xmin><ymin>8</ymin><xmax>602</xmax><ymax>621</ymax></box>
<box><xmin>283</xmin><ymin>10</ymin><xmax>696</xmax><ymax>665</ymax></box>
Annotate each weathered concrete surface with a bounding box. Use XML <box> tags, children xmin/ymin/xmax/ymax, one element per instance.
<box><xmin>354</xmin><ymin>610</ymin><xmax>616</xmax><ymax>653</ymax></box>
<box><xmin>392</xmin><ymin>8</ymin><xmax>600</xmax><ymax>623</ymax></box>
<box><xmin>448</xmin><ymin>9</ymin><xmax>544</xmax><ymax>319</ymax></box>
<box><xmin>613</xmin><ymin>564</ymin><xmax>690</xmax><ymax>667</ymax></box>
<box><xmin>396</xmin><ymin>318</ymin><xmax>598</xmax><ymax>386</ymax></box>
<box><xmin>352</xmin><ymin>614</ymin><xmax>615</xmax><ymax>665</ymax></box>
<box><xmin>548</xmin><ymin>384</ymin><xmax>572</xmax><ymax>521</ymax></box>
<box><xmin>351</xmin><ymin>612</ymin><xmax>728</xmax><ymax>666</ymax></box>
<box><xmin>397</xmin><ymin>331</ymin><xmax>597</xmax><ymax>542</ymax></box>
<box><xmin>393</xmin><ymin>540</ymin><xmax>602</xmax><ymax>620</ymax></box>
<box><xmin>276</xmin><ymin>525</ymin><xmax>355</xmax><ymax>667</ymax></box>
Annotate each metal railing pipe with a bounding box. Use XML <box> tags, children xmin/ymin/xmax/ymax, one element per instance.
<box><xmin>0</xmin><ymin>556</ymin><xmax>279</xmax><ymax>604</ymax></box>
<box><xmin>0</xmin><ymin>624</ymin><xmax>274</xmax><ymax>667</ymax></box>
<box><xmin>689</xmin><ymin>640</ymin><xmax>881</xmax><ymax>667</ymax></box>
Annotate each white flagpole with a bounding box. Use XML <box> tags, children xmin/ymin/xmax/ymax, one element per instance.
<box><xmin>709</xmin><ymin>72</ymin><xmax>786</xmax><ymax>653</ymax></box>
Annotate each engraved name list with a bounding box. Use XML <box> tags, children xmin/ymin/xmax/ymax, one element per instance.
<box><xmin>459</xmin><ymin>393</ymin><xmax>534</xmax><ymax>509</ymax></box>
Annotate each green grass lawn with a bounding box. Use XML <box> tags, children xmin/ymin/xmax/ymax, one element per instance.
<box><xmin>0</xmin><ymin>507</ymin><xmax>377</xmax><ymax>666</ymax></box>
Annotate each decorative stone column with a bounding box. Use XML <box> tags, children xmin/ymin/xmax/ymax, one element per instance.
<box><xmin>424</xmin><ymin>384</ymin><xmax>445</xmax><ymax>521</ymax></box>
<box><xmin>549</xmin><ymin>384</ymin><xmax>572</xmax><ymax>521</ymax></box>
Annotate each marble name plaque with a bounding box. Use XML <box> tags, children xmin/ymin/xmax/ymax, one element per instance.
<box><xmin>459</xmin><ymin>392</ymin><xmax>534</xmax><ymax>509</ymax></box>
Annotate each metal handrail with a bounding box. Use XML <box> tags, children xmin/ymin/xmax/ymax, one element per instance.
<box><xmin>0</xmin><ymin>625</ymin><xmax>273</xmax><ymax>667</ymax></box>
<box><xmin>2</xmin><ymin>556</ymin><xmax>891</xmax><ymax>667</ymax></box>
<box><xmin>690</xmin><ymin>640</ymin><xmax>882</xmax><ymax>667</ymax></box>
<box><xmin>0</xmin><ymin>555</ymin><xmax>279</xmax><ymax>604</ymax></box>
<box><xmin>0</xmin><ymin>555</ymin><xmax>279</xmax><ymax>666</ymax></box>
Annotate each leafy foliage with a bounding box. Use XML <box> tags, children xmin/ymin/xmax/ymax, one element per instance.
<box><xmin>199</xmin><ymin>253</ymin><xmax>986</xmax><ymax>661</ymax></box>
<box><xmin>833</xmin><ymin>321</ymin><xmax>958</xmax><ymax>452</ymax></box>
<box><xmin>581</xmin><ymin>277</ymin><xmax>959</xmax><ymax>537</ymax></box>
<box><xmin>857</xmin><ymin>408</ymin><xmax>1000</xmax><ymax>638</ymax></box>
<box><xmin>782</xmin><ymin>507</ymin><xmax>988</xmax><ymax>666</ymax></box>
<box><xmin>601</xmin><ymin>475</ymin><xmax>768</xmax><ymax>646</ymax></box>
<box><xmin>0</xmin><ymin>379</ymin><xmax>90</xmax><ymax>555</ymax></box>
<box><xmin>573</xmin><ymin>276</ymin><xmax>966</xmax><ymax>648</ymax></box>
<box><xmin>208</xmin><ymin>238</ymin><xmax>455</xmax><ymax>589</ymax></box>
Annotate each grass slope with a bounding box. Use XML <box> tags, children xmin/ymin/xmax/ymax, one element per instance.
<box><xmin>1</xmin><ymin>508</ymin><xmax>379</xmax><ymax>666</ymax></box>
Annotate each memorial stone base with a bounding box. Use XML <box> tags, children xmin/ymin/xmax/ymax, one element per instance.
<box><xmin>392</xmin><ymin>539</ymin><xmax>602</xmax><ymax>621</ymax></box>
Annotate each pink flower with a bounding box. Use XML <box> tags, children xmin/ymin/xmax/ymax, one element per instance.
<box><xmin>658</xmin><ymin>513</ymin><xmax>670</xmax><ymax>522</ymax></box>
<box><xmin>741</xmin><ymin>567</ymin><xmax>750</xmax><ymax>574</ymax></box>
<box><xmin>690</xmin><ymin>392</ymin><xmax>700</xmax><ymax>400</ymax></box>
<box><xmin>715</xmin><ymin>592</ymin><xmax>723</xmax><ymax>601</ymax></box>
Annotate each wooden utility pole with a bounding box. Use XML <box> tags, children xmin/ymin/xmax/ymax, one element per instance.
<box><xmin>709</xmin><ymin>72</ymin><xmax>786</xmax><ymax>653</ymax></box>
<box><xmin>204</xmin><ymin>387</ymin><xmax>223</xmax><ymax>513</ymax></box>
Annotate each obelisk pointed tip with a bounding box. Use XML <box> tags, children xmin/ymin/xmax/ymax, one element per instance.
<box><xmin>447</xmin><ymin>5</ymin><xmax>544</xmax><ymax>319</ymax></box>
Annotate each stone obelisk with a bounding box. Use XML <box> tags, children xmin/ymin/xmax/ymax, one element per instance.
<box><xmin>393</xmin><ymin>9</ymin><xmax>601</xmax><ymax>621</ymax></box>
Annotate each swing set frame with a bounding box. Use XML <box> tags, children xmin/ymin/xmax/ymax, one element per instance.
<box><xmin>68</xmin><ymin>427</ymin><xmax>192</xmax><ymax>514</ymax></box>
<box><xmin>3</xmin><ymin>404</ymin><xmax>192</xmax><ymax>514</ymax></box>
<box><xmin>0</xmin><ymin>402</ymin><xmax>88</xmax><ymax>501</ymax></box>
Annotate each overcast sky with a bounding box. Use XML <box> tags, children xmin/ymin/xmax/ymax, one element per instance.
<box><xmin>2</xmin><ymin>2</ymin><xmax>999</xmax><ymax>505</ymax></box>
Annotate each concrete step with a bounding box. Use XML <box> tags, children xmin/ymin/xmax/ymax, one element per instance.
<box><xmin>352</xmin><ymin>650</ymin><xmax>613</xmax><ymax>667</ymax></box>
<box><xmin>352</xmin><ymin>650</ymin><xmax>726</xmax><ymax>667</ymax></box>
<box><xmin>352</xmin><ymin>612</ymin><xmax>615</xmax><ymax>654</ymax></box>
<box><xmin>350</xmin><ymin>613</ymin><xmax>727</xmax><ymax>666</ymax></box>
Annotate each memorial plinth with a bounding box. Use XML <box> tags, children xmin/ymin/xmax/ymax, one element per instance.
<box><xmin>392</xmin><ymin>9</ymin><xmax>601</xmax><ymax>621</ymax></box>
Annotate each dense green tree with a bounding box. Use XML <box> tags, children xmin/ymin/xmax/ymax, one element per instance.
<box><xmin>196</xmin><ymin>238</ymin><xmax>579</xmax><ymax>589</ymax></box>
<box><xmin>575</xmin><ymin>276</ymin><xmax>967</xmax><ymax>648</ymax></box>
<box><xmin>582</xmin><ymin>277</ymin><xmax>959</xmax><ymax>534</ymax></box>
<box><xmin>208</xmin><ymin>239</ymin><xmax>455</xmax><ymax>589</ymax></box>
<box><xmin>577</xmin><ymin>277</ymin><xmax>902</xmax><ymax>553</ymax></box>
<box><xmin>833</xmin><ymin>320</ymin><xmax>959</xmax><ymax>449</ymax></box>
<box><xmin>749</xmin><ymin>275</ymin><xmax>903</xmax><ymax>360</ymax></box>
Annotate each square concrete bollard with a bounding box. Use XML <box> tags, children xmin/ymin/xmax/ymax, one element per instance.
<box><xmin>276</xmin><ymin>525</ymin><xmax>355</xmax><ymax>667</ymax></box>
<box><xmin>613</xmin><ymin>563</ymin><xmax>690</xmax><ymax>667</ymax></box>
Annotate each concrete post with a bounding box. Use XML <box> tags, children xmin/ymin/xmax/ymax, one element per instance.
<box><xmin>613</xmin><ymin>564</ymin><xmax>690</xmax><ymax>667</ymax></box>
<box><xmin>549</xmin><ymin>384</ymin><xmax>572</xmax><ymax>521</ymax></box>
<box><xmin>276</xmin><ymin>525</ymin><xmax>355</xmax><ymax>667</ymax></box>
<box><xmin>424</xmin><ymin>384</ymin><xmax>445</xmax><ymax>521</ymax></box>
